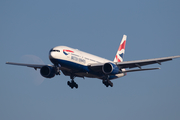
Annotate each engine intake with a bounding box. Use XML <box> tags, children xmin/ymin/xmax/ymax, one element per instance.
<box><xmin>40</xmin><ymin>66</ymin><xmax>56</xmax><ymax>78</ymax></box>
<box><xmin>102</xmin><ymin>63</ymin><xmax>120</xmax><ymax>75</ymax></box>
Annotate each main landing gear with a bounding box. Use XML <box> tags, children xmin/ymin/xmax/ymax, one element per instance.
<box><xmin>67</xmin><ymin>76</ymin><xmax>78</xmax><ymax>89</ymax></box>
<box><xmin>102</xmin><ymin>75</ymin><xmax>113</xmax><ymax>87</ymax></box>
<box><xmin>102</xmin><ymin>80</ymin><xmax>113</xmax><ymax>87</ymax></box>
<box><xmin>66</xmin><ymin>75</ymin><xmax>113</xmax><ymax>88</ymax></box>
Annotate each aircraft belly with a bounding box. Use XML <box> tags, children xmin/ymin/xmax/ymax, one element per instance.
<box><xmin>51</xmin><ymin>58</ymin><xmax>126</xmax><ymax>80</ymax></box>
<box><xmin>75</xmin><ymin>72</ymin><xmax>100</xmax><ymax>78</ymax></box>
<box><xmin>54</xmin><ymin>59</ymin><xmax>98</xmax><ymax>74</ymax></box>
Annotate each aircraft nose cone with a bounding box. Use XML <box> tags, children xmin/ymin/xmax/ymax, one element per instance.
<box><xmin>49</xmin><ymin>51</ymin><xmax>56</xmax><ymax>59</ymax></box>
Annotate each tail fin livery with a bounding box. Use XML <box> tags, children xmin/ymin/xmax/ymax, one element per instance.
<box><xmin>113</xmin><ymin>35</ymin><xmax>127</xmax><ymax>62</ymax></box>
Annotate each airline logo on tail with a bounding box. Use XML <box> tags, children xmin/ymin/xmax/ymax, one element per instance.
<box><xmin>114</xmin><ymin>35</ymin><xmax>127</xmax><ymax>62</ymax></box>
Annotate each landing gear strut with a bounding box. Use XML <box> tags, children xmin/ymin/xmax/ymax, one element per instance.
<box><xmin>67</xmin><ymin>76</ymin><xmax>78</xmax><ymax>89</ymax></box>
<box><xmin>55</xmin><ymin>65</ymin><xmax>61</xmax><ymax>75</ymax></box>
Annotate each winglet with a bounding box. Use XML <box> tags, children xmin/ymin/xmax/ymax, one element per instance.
<box><xmin>114</xmin><ymin>35</ymin><xmax>127</xmax><ymax>62</ymax></box>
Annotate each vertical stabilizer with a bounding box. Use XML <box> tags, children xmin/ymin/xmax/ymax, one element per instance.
<box><xmin>113</xmin><ymin>35</ymin><xmax>127</xmax><ymax>62</ymax></box>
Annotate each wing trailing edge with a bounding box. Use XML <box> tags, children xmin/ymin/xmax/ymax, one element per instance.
<box><xmin>123</xmin><ymin>68</ymin><xmax>160</xmax><ymax>73</ymax></box>
<box><xmin>116</xmin><ymin>55</ymin><xmax>180</xmax><ymax>69</ymax></box>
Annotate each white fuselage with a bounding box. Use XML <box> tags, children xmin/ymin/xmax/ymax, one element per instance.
<box><xmin>49</xmin><ymin>46</ymin><xmax>111</xmax><ymax>65</ymax></box>
<box><xmin>49</xmin><ymin>46</ymin><xmax>125</xmax><ymax>80</ymax></box>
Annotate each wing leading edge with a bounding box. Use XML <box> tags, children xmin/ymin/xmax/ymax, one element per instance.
<box><xmin>6</xmin><ymin>62</ymin><xmax>46</xmax><ymax>70</ymax></box>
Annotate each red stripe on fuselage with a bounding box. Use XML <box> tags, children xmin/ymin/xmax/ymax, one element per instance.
<box><xmin>63</xmin><ymin>49</ymin><xmax>74</xmax><ymax>53</ymax></box>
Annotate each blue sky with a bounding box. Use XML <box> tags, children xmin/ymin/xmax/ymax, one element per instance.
<box><xmin>1</xmin><ymin>0</ymin><xmax>180</xmax><ymax>120</ymax></box>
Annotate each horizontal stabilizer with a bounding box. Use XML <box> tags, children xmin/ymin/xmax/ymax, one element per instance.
<box><xmin>123</xmin><ymin>68</ymin><xmax>160</xmax><ymax>73</ymax></box>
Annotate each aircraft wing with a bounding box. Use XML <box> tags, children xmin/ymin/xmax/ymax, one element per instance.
<box><xmin>6</xmin><ymin>62</ymin><xmax>70</xmax><ymax>71</ymax></box>
<box><xmin>6</xmin><ymin>62</ymin><xmax>46</xmax><ymax>70</ymax></box>
<box><xmin>116</xmin><ymin>55</ymin><xmax>180</xmax><ymax>69</ymax></box>
<box><xmin>89</xmin><ymin>55</ymin><xmax>180</xmax><ymax>73</ymax></box>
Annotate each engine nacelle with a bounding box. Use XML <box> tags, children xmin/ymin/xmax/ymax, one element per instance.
<box><xmin>40</xmin><ymin>66</ymin><xmax>56</xmax><ymax>78</ymax></box>
<box><xmin>102</xmin><ymin>62</ymin><xmax>120</xmax><ymax>75</ymax></box>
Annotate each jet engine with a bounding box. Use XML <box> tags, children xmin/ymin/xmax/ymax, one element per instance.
<box><xmin>40</xmin><ymin>66</ymin><xmax>56</xmax><ymax>78</ymax></box>
<box><xmin>102</xmin><ymin>62</ymin><xmax>120</xmax><ymax>75</ymax></box>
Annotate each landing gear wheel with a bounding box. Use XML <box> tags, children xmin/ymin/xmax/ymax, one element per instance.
<box><xmin>67</xmin><ymin>81</ymin><xmax>71</xmax><ymax>86</ymax></box>
<box><xmin>74</xmin><ymin>83</ymin><xmax>78</xmax><ymax>89</ymax></box>
<box><xmin>56</xmin><ymin>71</ymin><xmax>61</xmax><ymax>75</ymax></box>
<box><xmin>72</xmin><ymin>81</ymin><xmax>78</xmax><ymax>89</ymax></box>
<box><xmin>105</xmin><ymin>84</ymin><xmax>109</xmax><ymax>87</ymax></box>
<box><xmin>102</xmin><ymin>80</ymin><xmax>113</xmax><ymax>87</ymax></box>
<box><xmin>108</xmin><ymin>80</ymin><xmax>113</xmax><ymax>87</ymax></box>
<box><xmin>67</xmin><ymin>81</ymin><xmax>73</xmax><ymax>89</ymax></box>
<box><xmin>67</xmin><ymin>80</ymin><xmax>78</xmax><ymax>89</ymax></box>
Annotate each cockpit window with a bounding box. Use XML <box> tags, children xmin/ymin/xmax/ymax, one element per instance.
<box><xmin>50</xmin><ymin>49</ymin><xmax>60</xmax><ymax>52</ymax></box>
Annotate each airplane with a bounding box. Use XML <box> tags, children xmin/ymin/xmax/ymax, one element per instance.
<box><xmin>6</xmin><ymin>35</ymin><xmax>180</xmax><ymax>89</ymax></box>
